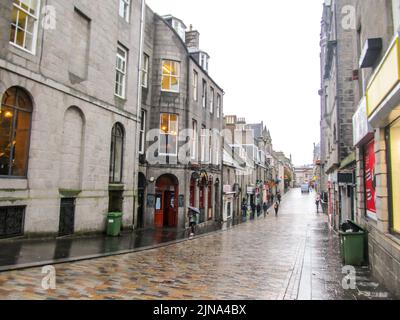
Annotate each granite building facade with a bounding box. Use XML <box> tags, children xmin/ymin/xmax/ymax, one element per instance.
<box><xmin>0</xmin><ymin>0</ymin><xmax>143</xmax><ymax>238</ymax></box>
<box><xmin>137</xmin><ymin>7</ymin><xmax>224</xmax><ymax>230</ymax></box>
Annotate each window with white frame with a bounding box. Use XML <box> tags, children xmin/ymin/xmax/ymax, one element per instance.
<box><xmin>214</xmin><ymin>133</ymin><xmax>220</xmax><ymax>165</ymax></box>
<box><xmin>200</xmin><ymin>53</ymin><xmax>209</xmax><ymax>72</ymax></box>
<box><xmin>191</xmin><ymin>120</ymin><xmax>197</xmax><ymax>160</ymax></box>
<box><xmin>202</xmin><ymin>80</ymin><xmax>207</xmax><ymax>108</ymax></box>
<box><xmin>119</xmin><ymin>0</ymin><xmax>130</xmax><ymax>22</ymax></box>
<box><xmin>142</xmin><ymin>53</ymin><xmax>149</xmax><ymax>88</ymax></box>
<box><xmin>210</xmin><ymin>87</ymin><xmax>214</xmax><ymax>114</ymax></box>
<box><xmin>161</xmin><ymin>60</ymin><xmax>180</xmax><ymax>92</ymax></box>
<box><xmin>200</xmin><ymin>125</ymin><xmax>206</xmax><ymax>162</ymax></box>
<box><xmin>217</xmin><ymin>94</ymin><xmax>221</xmax><ymax>118</ymax></box>
<box><xmin>160</xmin><ymin>113</ymin><xmax>178</xmax><ymax>155</ymax></box>
<box><xmin>115</xmin><ymin>45</ymin><xmax>127</xmax><ymax>98</ymax></box>
<box><xmin>9</xmin><ymin>0</ymin><xmax>41</xmax><ymax>54</ymax></box>
<box><xmin>172</xmin><ymin>19</ymin><xmax>186</xmax><ymax>42</ymax></box>
<box><xmin>139</xmin><ymin>109</ymin><xmax>146</xmax><ymax>154</ymax></box>
<box><xmin>193</xmin><ymin>70</ymin><xmax>198</xmax><ymax>101</ymax></box>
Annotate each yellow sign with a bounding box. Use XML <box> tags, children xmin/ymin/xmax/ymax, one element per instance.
<box><xmin>366</xmin><ymin>37</ymin><xmax>400</xmax><ymax>117</ymax></box>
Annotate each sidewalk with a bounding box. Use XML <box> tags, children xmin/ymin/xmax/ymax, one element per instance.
<box><xmin>0</xmin><ymin>222</ymin><xmax>223</xmax><ymax>272</ymax></box>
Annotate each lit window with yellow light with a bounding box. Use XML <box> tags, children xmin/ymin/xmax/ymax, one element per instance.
<box><xmin>9</xmin><ymin>0</ymin><xmax>40</xmax><ymax>54</ymax></box>
<box><xmin>161</xmin><ymin>60</ymin><xmax>180</xmax><ymax>92</ymax></box>
<box><xmin>159</xmin><ymin>113</ymin><xmax>178</xmax><ymax>155</ymax></box>
<box><xmin>0</xmin><ymin>87</ymin><xmax>33</xmax><ymax>177</ymax></box>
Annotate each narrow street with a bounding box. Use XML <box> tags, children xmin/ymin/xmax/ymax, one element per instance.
<box><xmin>0</xmin><ymin>189</ymin><xmax>394</xmax><ymax>300</ymax></box>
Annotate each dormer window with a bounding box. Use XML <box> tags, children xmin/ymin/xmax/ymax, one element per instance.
<box><xmin>199</xmin><ymin>52</ymin><xmax>209</xmax><ymax>72</ymax></box>
<box><xmin>172</xmin><ymin>19</ymin><xmax>186</xmax><ymax>42</ymax></box>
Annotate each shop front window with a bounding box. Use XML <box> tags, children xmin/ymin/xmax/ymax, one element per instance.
<box><xmin>389</xmin><ymin>118</ymin><xmax>400</xmax><ymax>234</ymax></box>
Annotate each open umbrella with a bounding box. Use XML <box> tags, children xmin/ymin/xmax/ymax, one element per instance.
<box><xmin>188</xmin><ymin>206</ymin><xmax>200</xmax><ymax>214</ymax></box>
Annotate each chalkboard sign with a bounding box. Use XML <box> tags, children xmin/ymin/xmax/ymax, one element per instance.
<box><xmin>147</xmin><ymin>194</ymin><xmax>155</xmax><ymax>208</ymax></box>
<box><xmin>178</xmin><ymin>195</ymin><xmax>185</xmax><ymax>208</ymax></box>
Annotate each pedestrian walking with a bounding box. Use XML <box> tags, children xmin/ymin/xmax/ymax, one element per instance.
<box><xmin>263</xmin><ymin>202</ymin><xmax>269</xmax><ymax>217</ymax></box>
<box><xmin>277</xmin><ymin>192</ymin><xmax>282</xmax><ymax>204</ymax></box>
<box><xmin>250</xmin><ymin>202</ymin><xmax>256</xmax><ymax>220</ymax></box>
<box><xmin>241</xmin><ymin>199</ymin><xmax>247</xmax><ymax>217</ymax></box>
<box><xmin>188</xmin><ymin>207</ymin><xmax>199</xmax><ymax>238</ymax></box>
<box><xmin>315</xmin><ymin>193</ymin><xmax>321</xmax><ymax>213</ymax></box>
<box><xmin>256</xmin><ymin>203</ymin><xmax>262</xmax><ymax>217</ymax></box>
<box><xmin>274</xmin><ymin>201</ymin><xmax>279</xmax><ymax>216</ymax></box>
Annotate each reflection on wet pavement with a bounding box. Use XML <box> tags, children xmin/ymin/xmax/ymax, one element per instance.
<box><xmin>0</xmin><ymin>189</ymin><xmax>396</xmax><ymax>300</ymax></box>
<box><xmin>0</xmin><ymin>221</ymin><xmax>224</xmax><ymax>271</ymax></box>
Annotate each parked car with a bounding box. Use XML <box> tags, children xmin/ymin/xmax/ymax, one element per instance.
<box><xmin>301</xmin><ymin>184</ymin><xmax>310</xmax><ymax>193</ymax></box>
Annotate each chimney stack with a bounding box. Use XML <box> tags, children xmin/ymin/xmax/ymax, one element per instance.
<box><xmin>185</xmin><ymin>26</ymin><xmax>200</xmax><ymax>52</ymax></box>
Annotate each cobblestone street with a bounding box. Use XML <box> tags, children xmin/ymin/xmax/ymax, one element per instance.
<box><xmin>0</xmin><ymin>189</ymin><xmax>395</xmax><ymax>300</ymax></box>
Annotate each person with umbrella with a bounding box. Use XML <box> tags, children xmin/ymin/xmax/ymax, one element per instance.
<box><xmin>188</xmin><ymin>206</ymin><xmax>200</xmax><ymax>238</ymax></box>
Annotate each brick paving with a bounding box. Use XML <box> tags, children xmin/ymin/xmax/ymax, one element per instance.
<box><xmin>0</xmin><ymin>190</ymin><xmax>395</xmax><ymax>300</ymax></box>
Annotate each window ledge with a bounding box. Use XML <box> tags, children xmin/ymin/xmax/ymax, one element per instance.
<box><xmin>0</xmin><ymin>178</ymin><xmax>28</xmax><ymax>190</ymax></box>
<box><xmin>109</xmin><ymin>184</ymin><xmax>125</xmax><ymax>191</ymax></box>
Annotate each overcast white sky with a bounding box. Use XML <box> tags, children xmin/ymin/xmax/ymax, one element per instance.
<box><xmin>146</xmin><ymin>0</ymin><xmax>324</xmax><ymax>166</ymax></box>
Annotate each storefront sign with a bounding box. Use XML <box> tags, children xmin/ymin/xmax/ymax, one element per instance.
<box><xmin>353</xmin><ymin>97</ymin><xmax>373</xmax><ymax>146</ymax></box>
<box><xmin>364</xmin><ymin>140</ymin><xmax>376</xmax><ymax>217</ymax></box>
<box><xmin>338</xmin><ymin>173</ymin><xmax>353</xmax><ymax>184</ymax></box>
<box><xmin>223</xmin><ymin>185</ymin><xmax>232</xmax><ymax>194</ymax></box>
<box><xmin>247</xmin><ymin>187</ymin><xmax>255</xmax><ymax>194</ymax></box>
<box><xmin>366</xmin><ymin>36</ymin><xmax>400</xmax><ymax>117</ymax></box>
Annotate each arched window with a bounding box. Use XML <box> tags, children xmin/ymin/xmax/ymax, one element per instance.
<box><xmin>0</xmin><ymin>87</ymin><xmax>32</xmax><ymax>177</ymax></box>
<box><xmin>109</xmin><ymin>123</ymin><xmax>124</xmax><ymax>183</ymax></box>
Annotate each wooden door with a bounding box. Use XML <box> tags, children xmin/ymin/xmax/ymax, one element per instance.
<box><xmin>154</xmin><ymin>193</ymin><xmax>164</xmax><ymax>228</ymax></box>
<box><xmin>165</xmin><ymin>191</ymin><xmax>177</xmax><ymax>227</ymax></box>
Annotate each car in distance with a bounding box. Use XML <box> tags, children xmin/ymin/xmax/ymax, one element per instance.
<box><xmin>301</xmin><ymin>184</ymin><xmax>310</xmax><ymax>193</ymax></box>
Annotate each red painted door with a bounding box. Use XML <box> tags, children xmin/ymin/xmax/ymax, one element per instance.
<box><xmin>154</xmin><ymin>193</ymin><xmax>163</xmax><ymax>228</ymax></box>
<box><xmin>165</xmin><ymin>191</ymin><xmax>177</xmax><ymax>228</ymax></box>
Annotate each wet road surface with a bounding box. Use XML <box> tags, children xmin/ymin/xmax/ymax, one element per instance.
<box><xmin>0</xmin><ymin>218</ymin><xmax>223</xmax><ymax>272</ymax></box>
<box><xmin>0</xmin><ymin>189</ymin><xmax>395</xmax><ymax>300</ymax></box>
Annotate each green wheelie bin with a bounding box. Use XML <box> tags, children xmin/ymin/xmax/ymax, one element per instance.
<box><xmin>339</xmin><ymin>220</ymin><xmax>367</xmax><ymax>266</ymax></box>
<box><xmin>106</xmin><ymin>212</ymin><xmax>123</xmax><ymax>237</ymax></box>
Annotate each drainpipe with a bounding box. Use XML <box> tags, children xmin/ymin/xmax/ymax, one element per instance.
<box><xmin>185</xmin><ymin>51</ymin><xmax>190</xmax><ymax>230</ymax></box>
<box><xmin>332</xmin><ymin>0</ymin><xmax>341</xmax><ymax>229</ymax></box>
<box><xmin>132</xmin><ymin>0</ymin><xmax>146</xmax><ymax>230</ymax></box>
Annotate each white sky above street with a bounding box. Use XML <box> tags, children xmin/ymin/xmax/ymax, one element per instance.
<box><xmin>146</xmin><ymin>0</ymin><xmax>324</xmax><ymax>166</ymax></box>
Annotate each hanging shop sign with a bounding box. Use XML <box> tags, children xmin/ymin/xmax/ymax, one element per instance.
<box><xmin>353</xmin><ymin>97</ymin><xmax>374</xmax><ymax>147</ymax></box>
<box><xmin>364</xmin><ymin>140</ymin><xmax>376</xmax><ymax>217</ymax></box>
<box><xmin>247</xmin><ymin>187</ymin><xmax>256</xmax><ymax>194</ymax></box>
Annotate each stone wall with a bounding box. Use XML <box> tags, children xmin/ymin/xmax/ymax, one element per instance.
<box><xmin>0</xmin><ymin>0</ymin><xmax>142</xmax><ymax>237</ymax></box>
